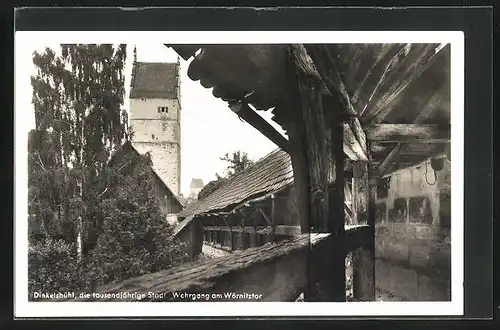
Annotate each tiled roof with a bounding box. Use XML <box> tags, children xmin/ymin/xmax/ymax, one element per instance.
<box><xmin>178</xmin><ymin>148</ymin><xmax>293</xmax><ymax>218</ymax></box>
<box><xmin>111</xmin><ymin>141</ymin><xmax>184</xmax><ymax>208</ymax></box>
<box><xmin>130</xmin><ymin>62</ymin><xmax>179</xmax><ymax>99</ymax></box>
<box><xmin>173</xmin><ymin>215</ymin><xmax>194</xmax><ymax>238</ymax></box>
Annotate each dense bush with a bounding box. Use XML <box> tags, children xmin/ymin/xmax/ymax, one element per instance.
<box><xmin>28</xmin><ymin>237</ymin><xmax>81</xmax><ymax>293</ymax></box>
<box><xmin>28</xmin><ymin>148</ymin><xmax>191</xmax><ymax>294</ymax></box>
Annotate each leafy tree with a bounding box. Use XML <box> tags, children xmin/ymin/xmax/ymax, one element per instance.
<box><xmin>28</xmin><ymin>129</ymin><xmax>74</xmax><ymax>243</ymax></box>
<box><xmin>84</xmin><ymin>149</ymin><xmax>190</xmax><ymax>287</ymax></box>
<box><xmin>198</xmin><ymin>151</ymin><xmax>254</xmax><ymax>200</ymax></box>
<box><xmin>31</xmin><ymin>44</ymin><xmax>128</xmax><ymax>260</ymax></box>
<box><xmin>220</xmin><ymin>151</ymin><xmax>255</xmax><ymax>178</ymax></box>
<box><xmin>28</xmin><ymin>45</ymin><xmax>190</xmax><ymax>294</ymax></box>
<box><xmin>28</xmin><ymin>148</ymin><xmax>190</xmax><ymax>293</ymax></box>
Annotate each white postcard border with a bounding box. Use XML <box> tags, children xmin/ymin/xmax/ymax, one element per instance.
<box><xmin>14</xmin><ymin>30</ymin><xmax>464</xmax><ymax>317</ymax></box>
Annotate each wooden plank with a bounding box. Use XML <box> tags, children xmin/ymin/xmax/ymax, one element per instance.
<box><xmin>365</xmin><ymin>124</ymin><xmax>450</xmax><ymax>143</ymax></box>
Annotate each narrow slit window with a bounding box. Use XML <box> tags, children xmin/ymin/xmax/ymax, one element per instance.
<box><xmin>158</xmin><ymin>106</ymin><xmax>168</xmax><ymax>113</ymax></box>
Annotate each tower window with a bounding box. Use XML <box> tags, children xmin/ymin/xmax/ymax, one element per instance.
<box><xmin>158</xmin><ymin>106</ymin><xmax>168</xmax><ymax>113</ymax></box>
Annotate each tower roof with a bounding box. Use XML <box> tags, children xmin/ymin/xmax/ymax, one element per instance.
<box><xmin>130</xmin><ymin>62</ymin><xmax>179</xmax><ymax>99</ymax></box>
<box><xmin>190</xmin><ymin>178</ymin><xmax>204</xmax><ymax>189</ymax></box>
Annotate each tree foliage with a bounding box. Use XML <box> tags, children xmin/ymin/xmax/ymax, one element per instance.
<box><xmin>197</xmin><ymin>151</ymin><xmax>255</xmax><ymax>200</ymax></box>
<box><xmin>30</xmin><ymin>44</ymin><xmax>128</xmax><ymax>253</ymax></box>
<box><xmin>28</xmin><ymin>45</ymin><xmax>189</xmax><ymax>294</ymax></box>
<box><xmin>84</xmin><ymin>150</ymin><xmax>190</xmax><ymax>288</ymax></box>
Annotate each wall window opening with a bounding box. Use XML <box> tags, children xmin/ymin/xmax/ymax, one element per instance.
<box><xmin>158</xmin><ymin>106</ymin><xmax>168</xmax><ymax>113</ymax></box>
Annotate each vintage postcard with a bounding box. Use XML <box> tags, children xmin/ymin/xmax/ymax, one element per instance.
<box><xmin>14</xmin><ymin>29</ymin><xmax>464</xmax><ymax>318</ymax></box>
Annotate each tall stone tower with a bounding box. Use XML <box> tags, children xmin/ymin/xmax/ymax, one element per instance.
<box><xmin>129</xmin><ymin>53</ymin><xmax>181</xmax><ymax>196</ymax></box>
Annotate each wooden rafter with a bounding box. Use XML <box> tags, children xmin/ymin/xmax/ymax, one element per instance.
<box><xmin>230</xmin><ymin>101</ymin><xmax>291</xmax><ymax>153</ymax></box>
<box><xmin>343</xmin><ymin>122</ymin><xmax>368</xmax><ymax>161</ymax></box>
<box><xmin>365</xmin><ymin>124</ymin><xmax>450</xmax><ymax>143</ymax></box>
<box><xmin>373</xmin><ymin>143</ymin><xmax>403</xmax><ymax>179</ymax></box>
<box><xmin>304</xmin><ymin>45</ymin><xmax>357</xmax><ymax>116</ymax></box>
<box><xmin>366</xmin><ymin>44</ymin><xmax>448</xmax><ymax>124</ymax></box>
<box><xmin>166</xmin><ymin>45</ymin><xmax>201</xmax><ymax>61</ymax></box>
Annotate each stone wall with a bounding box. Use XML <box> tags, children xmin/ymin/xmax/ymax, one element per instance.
<box><xmin>130</xmin><ymin>97</ymin><xmax>181</xmax><ymax>196</ymax></box>
<box><xmin>374</xmin><ymin>158</ymin><xmax>451</xmax><ymax>301</ymax></box>
<box><xmin>133</xmin><ymin>143</ymin><xmax>181</xmax><ymax>197</ymax></box>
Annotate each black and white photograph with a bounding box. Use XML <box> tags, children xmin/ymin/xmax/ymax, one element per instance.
<box><xmin>14</xmin><ymin>29</ymin><xmax>464</xmax><ymax>318</ymax></box>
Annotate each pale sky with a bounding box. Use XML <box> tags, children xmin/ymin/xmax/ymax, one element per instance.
<box><xmin>17</xmin><ymin>41</ymin><xmax>286</xmax><ymax>197</ymax></box>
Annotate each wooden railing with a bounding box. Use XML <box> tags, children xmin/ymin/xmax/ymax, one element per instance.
<box><xmin>203</xmin><ymin>225</ymin><xmax>302</xmax><ymax>251</ymax></box>
<box><xmin>62</xmin><ymin>225</ymin><xmax>371</xmax><ymax>302</ymax></box>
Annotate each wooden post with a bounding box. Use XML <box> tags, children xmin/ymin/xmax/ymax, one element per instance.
<box><xmin>271</xmin><ymin>195</ymin><xmax>276</xmax><ymax>243</ymax></box>
<box><xmin>325</xmin><ymin>111</ymin><xmax>347</xmax><ymax>302</ymax></box>
<box><xmin>228</xmin><ymin>215</ymin><xmax>233</xmax><ymax>251</ymax></box>
<box><xmin>240</xmin><ymin>213</ymin><xmax>245</xmax><ymax>250</ymax></box>
<box><xmin>211</xmin><ymin>217</ymin><xmax>215</xmax><ymax>245</ymax></box>
<box><xmin>287</xmin><ymin>44</ymin><xmax>345</xmax><ymax>301</ymax></box>
<box><xmin>352</xmin><ymin>161</ymin><xmax>376</xmax><ymax>301</ymax></box>
<box><xmin>217</xmin><ymin>216</ymin><xmax>222</xmax><ymax>247</ymax></box>
<box><xmin>253</xmin><ymin>209</ymin><xmax>259</xmax><ymax>247</ymax></box>
<box><xmin>284</xmin><ymin>45</ymin><xmax>312</xmax><ymax>234</ymax></box>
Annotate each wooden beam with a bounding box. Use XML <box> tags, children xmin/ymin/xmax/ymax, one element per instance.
<box><xmin>373</xmin><ymin>143</ymin><xmax>402</xmax><ymax>178</ymax></box>
<box><xmin>322</xmin><ymin>90</ymin><xmax>368</xmax><ymax>162</ymax></box>
<box><xmin>253</xmin><ymin>209</ymin><xmax>259</xmax><ymax>247</ymax></box>
<box><xmin>227</xmin><ymin>214</ymin><xmax>234</xmax><ymax>251</ymax></box>
<box><xmin>229</xmin><ymin>102</ymin><xmax>291</xmax><ymax>153</ymax></box>
<box><xmin>205</xmin><ymin>225</ymin><xmax>302</xmax><ymax>237</ymax></box>
<box><xmin>343</xmin><ymin>122</ymin><xmax>368</xmax><ymax>161</ymax></box>
<box><xmin>257</xmin><ymin>225</ymin><xmax>301</xmax><ymax>236</ymax></box>
<box><xmin>282</xmin><ymin>47</ymin><xmax>312</xmax><ymax>234</ymax></box>
<box><xmin>271</xmin><ymin>196</ymin><xmax>276</xmax><ymax>242</ymax></box>
<box><xmin>257</xmin><ymin>208</ymin><xmax>272</xmax><ymax>226</ymax></box>
<box><xmin>329</xmin><ymin>113</ymin><xmax>347</xmax><ymax>301</ymax></box>
<box><xmin>290</xmin><ymin>44</ymin><xmax>332</xmax><ymax>232</ymax></box>
<box><xmin>365</xmin><ymin>124</ymin><xmax>450</xmax><ymax>143</ymax></box>
<box><xmin>289</xmin><ymin>44</ymin><xmax>346</xmax><ymax>302</ymax></box>
<box><xmin>349</xmin><ymin>118</ymin><xmax>368</xmax><ymax>158</ymax></box>
<box><xmin>351</xmin><ymin>162</ymin><xmax>375</xmax><ymax>301</ymax></box>
<box><xmin>166</xmin><ymin>45</ymin><xmax>201</xmax><ymax>61</ymax></box>
<box><xmin>303</xmin><ymin>45</ymin><xmax>357</xmax><ymax>115</ymax></box>
<box><xmin>362</xmin><ymin>44</ymin><xmax>445</xmax><ymax>124</ymax></box>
